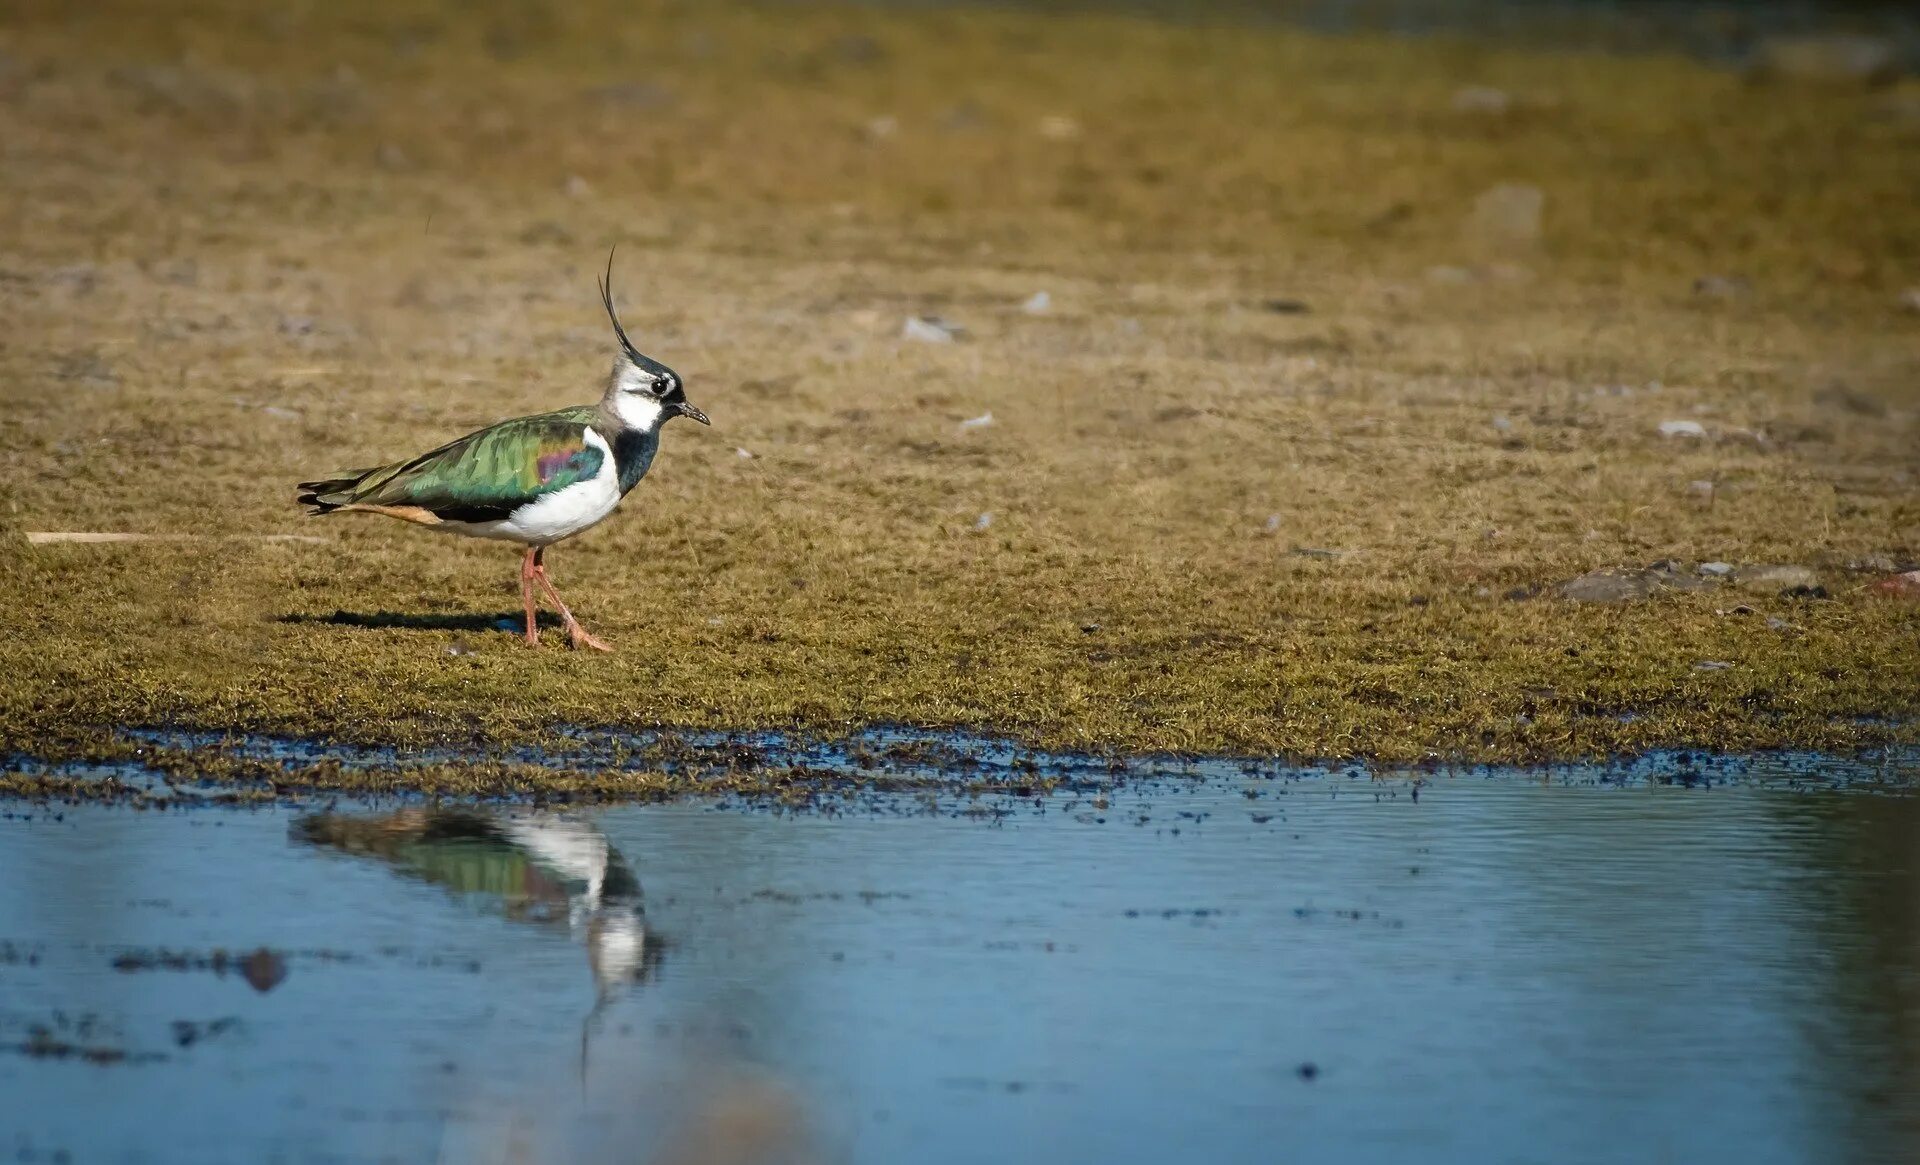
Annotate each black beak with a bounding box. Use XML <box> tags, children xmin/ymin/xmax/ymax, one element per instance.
<box><xmin>673</xmin><ymin>401</ymin><xmax>710</xmax><ymax>426</ymax></box>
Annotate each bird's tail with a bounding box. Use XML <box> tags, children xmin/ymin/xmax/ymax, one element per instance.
<box><xmin>296</xmin><ymin>469</ymin><xmax>378</xmax><ymax>514</ymax></box>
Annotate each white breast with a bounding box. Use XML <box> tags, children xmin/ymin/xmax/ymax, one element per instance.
<box><xmin>588</xmin><ymin>910</ymin><xmax>650</xmax><ymax>989</ymax></box>
<box><xmin>439</xmin><ymin>427</ymin><xmax>622</xmax><ymax>546</ymax></box>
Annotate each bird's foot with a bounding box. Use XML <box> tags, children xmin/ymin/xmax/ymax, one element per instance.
<box><xmin>523</xmin><ymin>628</ymin><xmax>542</xmax><ymax>648</ymax></box>
<box><xmin>566</xmin><ymin>623</ymin><xmax>614</xmax><ymax>653</ymax></box>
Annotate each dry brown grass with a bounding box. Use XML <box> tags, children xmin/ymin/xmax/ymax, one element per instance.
<box><xmin>1</xmin><ymin>0</ymin><xmax>1916</xmax><ymax>766</ymax></box>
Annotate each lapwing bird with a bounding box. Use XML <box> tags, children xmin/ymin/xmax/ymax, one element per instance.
<box><xmin>294</xmin><ymin>807</ymin><xmax>664</xmax><ymax>1005</ymax></box>
<box><xmin>296</xmin><ymin>255</ymin><xmax>708</xmax><ymax>651</ymax></box>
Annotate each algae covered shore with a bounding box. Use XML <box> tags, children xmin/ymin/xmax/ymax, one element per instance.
<box><xmin>0</xmin><ymin>0</ymin><xmax>1917</xmax><ymax>780</ymax></box>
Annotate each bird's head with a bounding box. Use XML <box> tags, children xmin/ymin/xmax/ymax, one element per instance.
<box><xmin>598</xmin><ymin>251</ymin><xmax>709</xmax><ymax>432</ymax></box>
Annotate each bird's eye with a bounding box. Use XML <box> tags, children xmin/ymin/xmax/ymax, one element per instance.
<box><xmin>651</xmin><ymin>377</ymin><xmax>672</xmax><ymax>397</ymax></box>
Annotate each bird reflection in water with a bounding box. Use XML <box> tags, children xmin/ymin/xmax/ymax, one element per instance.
<box><xmin>291</xmin><ymin>807</ymin><xmax>664</xmax><ymax>1068</ymax></box>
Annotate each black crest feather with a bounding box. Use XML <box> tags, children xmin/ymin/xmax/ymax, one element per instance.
<box><xmin>597</xmin><ymin>246</ymin><xmax>644</xmax><ymax>366</ymax></box>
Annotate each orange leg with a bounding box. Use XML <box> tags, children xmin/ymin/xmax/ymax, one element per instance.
<box><xmin>529</xmin><ymin>547</ymin><xmax>613</xmax><ymax>652</ymax></box>
<box><xmin>519</xmin><ymin>548</ymin><xmax>541</xmax><ymax>646</ymax></box>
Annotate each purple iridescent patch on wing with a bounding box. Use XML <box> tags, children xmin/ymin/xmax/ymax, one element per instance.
<box><xmin>536</xmin><ymin>448</ymin><xmax>587</xmax><ymax>484</ymax></box>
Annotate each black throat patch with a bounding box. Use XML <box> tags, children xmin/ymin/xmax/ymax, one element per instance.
<box><xmin>611</xmin><ymin>427</ymin><xmax>660</xmax><ymax>495</ymax></box>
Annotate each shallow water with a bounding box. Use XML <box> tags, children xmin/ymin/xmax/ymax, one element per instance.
<box><xmin>4</xmin><ymin>764</ymin><xmax>1919</xmax><ymax>1164</ymax></box>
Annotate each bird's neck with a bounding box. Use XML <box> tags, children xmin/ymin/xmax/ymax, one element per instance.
<box><xmin>599</xmin><ymin>390</ymin><xmax>665</xmax><ymax>433</ymax></box>
<box><xmin>591</xmin><ymin>409</ymin><xmax>660</xmax><ymax>496</ymax></box>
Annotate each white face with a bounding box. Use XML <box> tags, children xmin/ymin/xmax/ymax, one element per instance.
<box><xmin>610</xmin><ymin>359</ymin><xmax>670</xmax><ymax>430</ymax></box>
<box><xmin>610</xmin><ymin>389</ymin><xmax>665</xmax><ymax>431</ymax></box>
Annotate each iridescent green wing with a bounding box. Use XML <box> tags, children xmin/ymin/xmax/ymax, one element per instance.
<box><xmin>350</xmin><ymin>406</ymin><xmax>604</xmax><ymax>521</ymax></box>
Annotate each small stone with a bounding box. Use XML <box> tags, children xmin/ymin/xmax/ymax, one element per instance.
<box><xmin>1558</xmin><ymin>569</ymin><xmax>1658</xmax><ymax>603</ymax></box>
<box><xmin>1871</xmin><ymin>570</ymin><xmax>1920</xmax><ymax>598</ymax></box>
<box><xmin>1492</xmin><ymin>415</ymin><xmax>1513</xmax><ymax>432</ymax></box>
<box><xmin>1687</xmin><ymin>480</ymin><xmax>1715</xmax><ymax>500</ymax></box>
<box><xmin>1426</xmin><ymin>265</ymin><xmax>1478</xmax><ymax>285</ymax></box>
<box><xmin>239</xmin><ymin>948</ymin><xmax>288</xmax><ymax>994</ymax></box>
<box><xmin>1450</xmin><ymin>86</ymin><xmax>1512</xmax><ymax>115</ymax></box>
<box><xmin>1291</xmin><ymin>547</ymin><xmax>1348</xmax><ymax>560</ymax></box>
<box><xmin>1750</xmin><ymin>35</ymin><xmax>1902</xmax><ymax>87</ymax></box>
<box><xmin>1263</xmin><ymin>515</ymin><xmax>1281</xmax><ymax>534</ymax></box>
<box><xmin>902</xmin><ymin>316</ymin><xmax>958</xmax><ymax>343</ymax></box>
<box><xmin>564</xmin><ymin>174</ymin><xmax>591</xmax><ymax>198</ymax></box>
<box><xmin>972</xmin><ymin>512</ymin><xmax>993</xmax><ymax>532</ymax></box>
<box><xmin>1037</xmin><ymin>114</ymin><xmax>1080</xmax><ymax>141</ymax></box>
<box><xmin>1693</xmin><ymin>275</ymin><xmax>1753</xmax><ymax>299</ymax></box>
<box><xmin>278</xmin><ymin>315</ymin><xmax>315</xmax><ymax>337</ymax></box>
<box><xmin>958</xmin><ymin>411</ymin><xmax>994</xmax><ymax>430</ymax></box>
<box><xmin>1658</xmin><ymin>420</ymin><xmax>1708</xmax><ymax>439</ymax></box>
<box><xmin>262</xmin><ymin>406</ymin><xmax>301</xmax><ymax>421</ymax></box>
<box><xmin>1899</xmin><ymin>288</ymin><xmax>1920</xmax><ymax>314</ymax></box>
<box><xmin>1765</xmin><ymin>617</ymin><xmax>1797</xmax><ymax>631</ymax></box>
<box><xmin>1734</xmin><ymin>564</ymin><xmax>1819</xmax><ymax>592</ymax></box>
<box><xmin>1262</xmin><ymin>297</ymin><xmax>1310</xmax><ymax>314</ymax></box>
<box><xmin>735</xmin><ymin>447</ymin><xmax>755</xmax><ymax>459</ymax></box>
<box><xmin>1021</xmin><ymin>291</ymin><xmax>1051</xmax><ymax>314</ymax></box>
<box><xmin>865</xmin><ymin>115</ymin><xmax>898</xmax><ymax>140</ymax></box>
<box><xmin>1694</xmin><ymin>660</ymin><xmax>1734</xmax><ymax>671</ymax></box>
<box><xmin>445</xmin><ymin>641</ymin><xmax>475</xmax><ymax>657</ymax></box>
<box><xmin>1467</xmin><ymin>184</ymin><xmax>1544</xmax><ymax>247</ymax></box>
<box><xmin>1698</xmin><ymin>562</ymin><xmax>1734</xmax><ymax>577</ymax></box>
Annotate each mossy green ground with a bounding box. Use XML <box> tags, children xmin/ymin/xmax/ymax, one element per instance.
<box><xmin>1</xmin><ymin>0</ymin><xmax>1917</xmax><ymax>776</ymax></box>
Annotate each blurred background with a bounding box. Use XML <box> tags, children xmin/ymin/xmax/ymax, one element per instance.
<box><xmin>5</xmin><ymin>0</ymin><xmax>1916</xmax><ymax>305</ymax></box>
